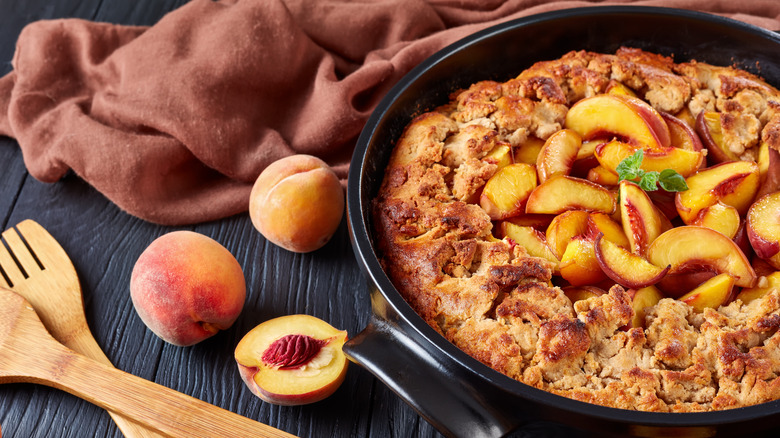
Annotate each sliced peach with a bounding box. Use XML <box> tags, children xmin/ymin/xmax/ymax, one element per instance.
<box><xmin>678</xmin><ymin>273</ymin><xmax>735</xmax><ymax>312</ymax></box>
<box><xmin>690</xmin><ymin>202</ymin><xmax>740</xmax><ymax>239</ymax></box>
<box><xmin>559</xmin><ymin>236</ymin><xmax>606</xmax><ymax>286</ymax></box>
<box><xmin>675</xmin><ymin>160</ymin><xmax>760</xmax><ymax>224</ymax></box>
<box><xmin>662</xmin><ymin>112</ymin><xmax>704</xmax><ymax>152</ymax></box>
<box><xmin>564</xmin><ymin>94</ymin><xmax>671</xmax><ymax>149</ymax></box>
<box><xmin>674</xmin><ymin>107</ymin><xmax>697</xmax><ymax>129</ymax></box>
<box><xmin>484</xmin><ymin>143</ymin><xmax>513</xmax><ymax>169</ymax></box>
<box><xmin>595</xmin><ymin>233</ymin><xmax>669</xmax><ymax>289</ymax></box>
<box><xmin>619</xmin><ymin>180</ymin><xmax>673</xmax><ymax>255</ymax></box>
<box><xmin>536</xmin><ymin>129</ymin><xmax>582</xmax><ymax>183</ymax></box>
<box><xmin>695</xmin><ymin>111</ymin><xmax>740</xmax><ymax>164</ymax></box>
<box><xmin>562</xmin><ymin>285</ymin><xmax>606</xmax><ymax>303</ymax></box>
<box><xmin>513</xmin><ymin>136</ymin><xmax>545</xmax><ymax>164</ymax></box>
<box><xmin>587</xmin><ymin>212</ymin><xmax>630</xmax><ymax>248</ymax></box>
<box><xmin>587</xmin><ymin>165</ymin><xmax>620</xmax><ymax>186</ymax></box>
<box><xmin>626</xmin><ymin>285</ymin><xmax>664</xmax><ymax>328</ymax></box>
<box><xmin>747</xmin><ymin>191</ymin><xmax>780</xmax><ymax>269</ymax></box>
<box><xmin>497</xmin><ymin>221</ymin><xmax>560</xmax><ymax>271</ymax></box>
<box><xmin>647</xmin><ymin>190</ymin><xmax>679</xmax><ymax>221</ymax></box>
<box><xmin>735</xmin><ymin>271</ymin><xmax>780</xmax><ymax>304</ymax></box>
<box><xmin>657</xmin><ymin>271</ymin><xmax>718</xmax><ymax>299</ymax></box>
<box><xmin>756</xmin><ymin>144</ymin><xmax>780</xmax><ymax>199</ymax></box>
<box><xmin>526</xmin><ymin>175</ymin><xmax>616</xmax><ymax>215</ymax></box>
<box><xmin>504</xmin><ymin>214</ymin><xmax>555</xmax><ymax>230</ymax></box>
<box><xmin>235</xmin><ymin>315</ymin><xmax>349</xmax><ymax>406</ymax></box>
<box><xmin>594</xmin><ymin>139</ymin><xmax>704</xmax><ymax>178</ymax></box>
<box><xmin>646</xmin><ymin>226</ymin><xmax>757</xmax><ymax>288</ymax></box>
<box><xmin>545</xmin><ymin>210</ymin><xmax>590</xmax><ymax>260</ymax></box>
<box><xmin>480</xmin><ymin>163</ymin><xmax>538</xmax><ymax>220</ymax></box>
<box><xmin>605</xmin><ymin>80</ymin><xmax>637</xmax><ymax>97</ymax></box>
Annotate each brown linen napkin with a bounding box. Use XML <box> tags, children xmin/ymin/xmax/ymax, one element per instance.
<box><xmin>1</xmin><ymin>0</ymin><xmax>779</xmax><ymax>225</ymax></box>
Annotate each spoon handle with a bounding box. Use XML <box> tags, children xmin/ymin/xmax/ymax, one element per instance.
<box><xmin>30</xmin><ymin>338</ymin><xmax>296</xmax><ymax>438</ymax></box>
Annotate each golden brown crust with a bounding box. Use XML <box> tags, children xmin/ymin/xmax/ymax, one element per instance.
<box><xmin>372</xmin><ymin>47</ymin><xmax>780</xmax><ymax>412</ymax></box>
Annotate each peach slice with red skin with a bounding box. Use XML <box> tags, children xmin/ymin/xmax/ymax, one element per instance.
<box><xmin>662</xmin><ymin>112</ymin><xmax>704</xmax><ymax>153</ymax></box>
<box><xmin>587</xmin><ymin>212</ymin><xmax>630</xmax><ymax>248</ymax></box>
<box><xmin>545</xmin><ymin>210</ymin><xmax>590</xmax><ymax>260</ymax></box>
<box><xmin>587</xmin><ymin>165</ymin><xmax>620</xmax><ymax>186</ymax></box>
<box><xmin>526</xmin><ymin>175</ymin><xmax>616</xmax><ymax>215</ymax></box>
<box><xmin>690</xmin><ymin>202</ymin><xmax>740</xmax><ymax>239</ymax></box>
<box><xmin>695</xmin><ymin>111</ymin><xmax>740</xmax><ymax>164</ymax></box>
<box><xmin>736</xmin><ymin>270</ymin><xmax>780</xmax><ymax>304</ymax></box>
<box><xmin>626</xmin><ymin>285</ymin><xmax>664</xmax><ymax>328</ymax></box>
<box><xmin>675</xmin><ymin>160</ymin><xmax>760</xmax><ymax>224</ymax></box>
<box><xmin>559</xmin><ymin>235</ymin><xmax>607</xmax><ymax>286</ymax></box>
<box><xmin>497</xmin><ymin>221</ymin><xmax>560</xmax><ymax>272</ymax></box>
<box><xmin>747</xmin><ymin>191</ymin><xmax>780</xmax><ymax>269</ymax></box>
<box><xmin>235</xmin><ymin>315</ymin><xmax>349</xmax><ymax>406</ymax></box>
<box><xmin>646</xmin><ymin>226</ymin><xmax>757</xmax><ymax>289</ymax></box>
<box><xmin>504</xmin><ymin>214</ymin><xmax>555</xmax><ymax>230</ymax></box>
<box><xmin>619</xmin><ymin>180</ymin><xmax>672</xmax><ymax>255</ymax></box>
<box><xmin>536</xmin><ymin>129</ymin><xmax>582</xmax><ymax>183</ymax></box>
<box><xmin>678</xmin><ymin>273</ymin><xmax>735</xmax><ymax>312</ymax></box>
<box><xmin>564</xmin><ymin>94</ymin><xmax>671</xmax><ymax>149</ymax></box>
<box><xmin>480</xmin><ymin>163</ymin><xmax>538</xmax><ymax>220</ymax></box>
<box><xmin>594</xmin><ymin>140</ymin><xmax>704</xmax><ymax>178</ymax></box>
<box><xmin>594</xmin><ymin>233</ymin><xmax>669</xmax><ymax>289</ymax></box>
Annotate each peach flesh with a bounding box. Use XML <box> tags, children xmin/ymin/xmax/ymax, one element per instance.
<box><xmin>130</xmin><ymin>231</ymin><xmax>246</xmax><ymax>347</ymax></box>
<box><xmin>747</xmin><ymin>192</ymin><xmax>780</xmax><ymax>266</ymax></box>
<box><xmin>235</xmin><ymin>315</ymin><xmax>348</xmax><ymax>406</ymax></box>
<box><xmin>249</xmin><ymin>155</ymin><xmax>344</xmax><ymax>253</ymax></box>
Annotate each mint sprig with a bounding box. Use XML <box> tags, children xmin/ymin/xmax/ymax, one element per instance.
<box><xmin>616</xmin><ymin>150</ymin><xmax>688</xmax><ymax>192</ymax></box>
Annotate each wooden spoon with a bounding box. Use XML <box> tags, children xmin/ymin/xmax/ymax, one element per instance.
<box><xmin>0</xmin><ymin>286</ymin><xmax>296</xmax><ymax>438</ymax></box>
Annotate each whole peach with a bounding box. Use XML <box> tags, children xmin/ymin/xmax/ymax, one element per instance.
<box><xmin>130</xmin><ymin>231</ymin><xmax>246</xmax><ymax>346</ymax></box>
<box><xmin>249</xmin><ymin>155</ymin><xmax>344</xmax><ymax>253</ymax></box>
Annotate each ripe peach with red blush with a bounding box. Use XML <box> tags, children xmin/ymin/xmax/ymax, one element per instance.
<box><xmin>250</xmin><ymin>155</ymin><xmax>344</xmax><ymax>253</ymax></box>
<box><xmin>130</xmin><ymin>231</ymin><xmax>246</xmax><ymax>346</ymax></box>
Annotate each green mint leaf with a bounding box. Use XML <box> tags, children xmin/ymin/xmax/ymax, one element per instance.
<box><xmin>658</xmin><ymin>168</ymin><xmax>689</xmax><ymax>192</ymax></box>
<box><xmin>616</xmin><ymin>149</ymin><xmax>645</xmax><ymax>181</ymax></box>
<box><xmin>639</xmin><ymin>171</ymin><xmax>660</xmax><ymax>191</ymax></box>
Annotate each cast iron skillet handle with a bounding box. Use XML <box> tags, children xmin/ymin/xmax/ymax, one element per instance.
<box><xmin>343</xmin><ymin>316</ymin><xmax>519</xmax><ymax>438</ymax></box>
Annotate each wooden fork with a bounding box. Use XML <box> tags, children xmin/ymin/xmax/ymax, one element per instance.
<box><xmin>0</xmin><ymin>286</ymin><xmax>295</xmax><ymax>437</ymax></box>
<box><xmin>0</xmin><ymin>220</ymin><xmax>293</xmax><ymax>438</ymax></box>
<box><xmin>0</xmin><ymin>220</ymin><xmax>164</xmax><ymax>437</ymax></box>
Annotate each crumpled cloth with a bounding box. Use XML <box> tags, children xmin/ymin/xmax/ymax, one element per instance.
<box><xmin>1</xmin><ymin>0</ymin><xmax>779</xmax><ymax>225</ymax></box>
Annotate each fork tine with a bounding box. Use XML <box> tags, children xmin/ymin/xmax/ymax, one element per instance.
<box><xmin>2</xmin><ymin>227</ymin><xmax>41</xmax><ymax>275</ymax></box>
<box><xmin>14</xmin><ymin>220</ymin><xmax>72</xmax><ymax>272</ymax></box>
<box><xmin>0</xmin><ymin>234</ymin><xmax>25</xmax><ymax>287</ymax></box>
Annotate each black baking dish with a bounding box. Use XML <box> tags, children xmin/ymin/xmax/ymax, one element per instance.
<box><xmin>343</xmin><ymin>6</ymin><xmax>780</xmax><ymax>438</ymax></box>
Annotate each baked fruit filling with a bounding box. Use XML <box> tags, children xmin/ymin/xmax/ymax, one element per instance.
<box><xmin>372</xmin><ymin>47</ymin><xmax>780</xmax><ymax>412</ymax></box>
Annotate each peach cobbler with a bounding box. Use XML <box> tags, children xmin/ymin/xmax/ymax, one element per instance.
<box><xmin>372</xmin><ymin>47</ymin><xmax>780</xmax><ymax>412</ymax></box>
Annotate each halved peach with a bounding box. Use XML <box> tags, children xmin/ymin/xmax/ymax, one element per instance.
<box><xmin>626</xmin><ymin>285</ymin><xmax>664</xmax><ymax>328</ymax></box>
<box><xmin>677</xmin><ymin>273</ymin><xmax>735</xmax><ymax>312</ymax></box>
<box><xmin>746</xmin><ymin>191</ymin><xmax>780</xmax><ymax>269</ymax></box>
<box><xmin>513</xmin><ymin>136</ymin><xmax>545</xmax><ymax>164</ymax></box>
<box><xmin>663</xmin><ymin>112</ymin><xmax>704</xmax><ymax>153</ymax></box>
<box><xmin>619</xmin><ymin>180</ymin><xmax>673</xmax><ymax>255</ymax></box>
<box><xmin>497</xmin><ymin>221</ymin><xmax>560</xmax><ymax>272</ymax></box>
<box><xmin>526</xmin><ymin>175</ymin><xmax>616</xmax><ymax>215</ymax></box>
<box><xmin>646</xmin><ymin>226</ymin><xmax>757</xmax><ymax>288</ymax></box>
<box><xmin>594</xmin><ymin>139</ymin><xmax>704</xmax><ymax>178</ymax></box>
<box><xmin>545</xmin><ymin>210</ymin><xmax>590</xmax><ymax>260</ymax></box>
<box><xmin>235</xmin><ymin>315</ymin><xmax>349</xmax><ymax>406</ymax></box>
<box><xmin>562</xmin><ymin>285</ymin><xmax>606</xmax><ymax>303</ymax></box>
<box><xmin>675</xmin><ymin>160</ymin><xmax>760</xmax><ymax>224</ymax></box>
<box><xmin>480</xmin><ymin>163</ymin><xmax>538</xmax><ymax>220</ymax></box>
<box><xmin>536</xmin><ymin>129</ymin><xmax>582</xmax><ymax>183</ymax></box>
<box><xmin>690</xmin><ymin>202</ymin><xmax>740</xmax><ymax>239</ymax></box>
<box><xmin>564</xmin><ymin>94</ymin><xmax>671</xmax><ymax>149</ymax></box>
<box><xmin>695</xmin><ymin>111</ymin><xmax>740</xmax><ymax>164</ymax></box>
<box><xmin>595</xmin><ymin>233</ymin><xmax>669</xmax><ymax>289</ymax></box>
<box><xmin>735</xmin><ymin>270</ymin><xmax>780</xmax><ymax>304</ymax></box>
<box><xmin>559</xmin><ymin>236</ymin><xmax>607</xmax><ymax>286</ymax></box>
